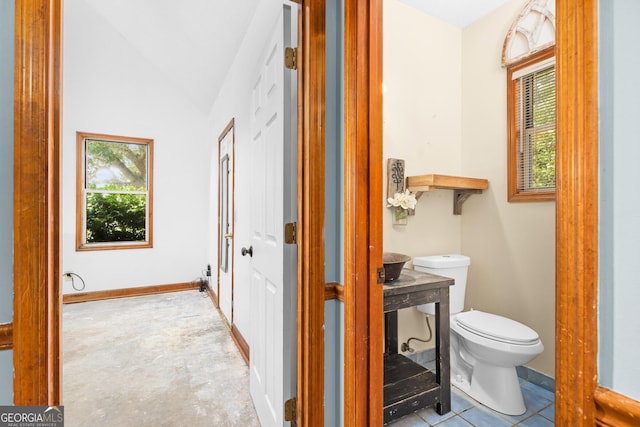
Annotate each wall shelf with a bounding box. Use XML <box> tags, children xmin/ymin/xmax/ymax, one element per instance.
<box><xmin>406</xmin><ymin>174</ymin><xmax>489</xmax><ymax>215</ymax></box>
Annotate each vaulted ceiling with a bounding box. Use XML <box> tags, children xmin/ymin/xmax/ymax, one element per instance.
<box><xmin>82</xmin><ymin>0</ymin><xmax>513</xmax><ymax>114</ymax></box>
<box><xmin>83</xmin><ymin>0</ymin><xmax>262</xmax><ymax>114</ymax></box>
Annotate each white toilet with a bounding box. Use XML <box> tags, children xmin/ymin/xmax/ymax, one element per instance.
<box><xmin>414</xmin><ymin>254</ymin><xmax>544</xmax><ymax>416</ymax></box>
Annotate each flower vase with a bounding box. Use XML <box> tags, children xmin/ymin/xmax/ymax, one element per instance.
<box><xmin>393</xmin><ymin>206</ymin><xmax>408</xmax><ymax>225</ymax></box>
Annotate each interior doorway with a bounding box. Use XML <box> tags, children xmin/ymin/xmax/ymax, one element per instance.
<box><xmin>217</xmin><ymin>118</ymin><xmax>235</xmax><ymax>325</ymax></box>
<box><xmin>13</xmin><ymin>2</ymin><xmax>327</xmax><ymax>425</ymax></box>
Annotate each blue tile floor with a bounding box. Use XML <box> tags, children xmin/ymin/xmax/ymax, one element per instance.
<box><xmin>386</xmin><ymin>380</ymin><xmax>555</xmax><ymax>426</ymax></box>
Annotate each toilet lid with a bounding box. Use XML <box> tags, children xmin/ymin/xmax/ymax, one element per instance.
<box><xmin>455</xmin><ymin>310</ymin><xmax>540</xmax><ymax>345</ymax></box>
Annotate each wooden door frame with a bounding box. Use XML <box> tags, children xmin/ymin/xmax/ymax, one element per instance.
<box><xmin>297</xmin><ymin>0</ymin><xmax>326</xmax><ymax>424</ymax></box>
<box><xmin>555</xmin><ymin>0</ymin><xmax>598</xmax><ymax>423</ymax></box>
<box><xmin>343</xmin><ymin>0</ymin><xmax>383</xmax><ymax>425</ymax></box>
<box><xmin>13</xmin><ymin>0</ymin><xmax>62</xmax><ymax>405</ymax></box>
<box><xmin>13</xmin><ymin>0</ymin><xmax>328</xmax><ymax>422</ymax></box>
<box><xmin>556</xmin><ymin>1</ymin><xmax>640</xmax><ymax>425</ymax></box>
<box><xmin>347</xmin><ymin>0</ymin><xmax>640</xmax><ymax>425</ymax></box>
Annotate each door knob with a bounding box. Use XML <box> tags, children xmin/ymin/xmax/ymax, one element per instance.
<box><xmin>241</xmin><ymin>246</ymin><xmax>253</xmax><ymax>257</ymax></box>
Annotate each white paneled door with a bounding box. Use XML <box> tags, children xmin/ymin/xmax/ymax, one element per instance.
<box><xmin>247</xmin><ymin>3</ymin><xmax>298</xmax><ymax>426</ymax></box>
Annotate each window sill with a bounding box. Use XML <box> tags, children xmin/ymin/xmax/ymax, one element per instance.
<box><xmin>76</xmin><ymin>241</ymin><xmax>152</xmax><ymax>251</ymax></box>
<box><xmin>508</xmin><ymin>190</ymin><xmax>556</xmax><ymax>202</ymax></box>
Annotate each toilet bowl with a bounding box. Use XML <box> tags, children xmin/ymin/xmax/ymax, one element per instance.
<box><xmin>414</xmin><ymin>255</ymin><xmax>544</xmax><ymax>416</ymax></box>
<box><xmin>450</xmin><ymin>310</ymin><xmax>544</xmax><ymax>415</ymax></box>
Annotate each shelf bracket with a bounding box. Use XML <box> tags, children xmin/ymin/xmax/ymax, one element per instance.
<box><xmin>407</xmin><ymin>190</ymin><xmax>426</xmax><ymax>216</ymax></box>
<box><xmin>453</xmin><ymin>189</ymin><xmax>482</xmax><ymax>215</ymax></box>
<box><xmin>405</xmin><ymin>174</ymin><xmax>489</xmax><ymax>216</ymax></box>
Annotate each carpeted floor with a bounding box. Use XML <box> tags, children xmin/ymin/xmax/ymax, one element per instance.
<box><xmin>62</xmin><ymin>290</ymin><xmax>259</xmax><ymax>427</ymax></box>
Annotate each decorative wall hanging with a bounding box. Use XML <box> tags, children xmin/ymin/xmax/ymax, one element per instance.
<box><xmin>502</xmin><ymin>0</ymin><xmax>556</xmax><ymax>66</ymax></box>
<box><xmin>387</xmin><ymin>158</ymin><xmax>405</xmax><ymax>200</ymax></box>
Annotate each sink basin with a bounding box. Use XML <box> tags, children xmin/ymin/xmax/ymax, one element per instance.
<box><xmin>383</xmin><ymin>252</ymin><xmax>411</xmax><ymax>282</ymax></box>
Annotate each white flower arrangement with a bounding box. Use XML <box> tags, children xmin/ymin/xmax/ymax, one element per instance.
<box><xmin>387</xmin><ymin>189</ymin><xmax>417</xmax><ymax>210</ymax></box>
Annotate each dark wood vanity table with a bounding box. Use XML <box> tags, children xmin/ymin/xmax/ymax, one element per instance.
<box><xmin>383</xmin><ymin>269</ymin><xmax>453</xmax><ymax>423</ymax></box>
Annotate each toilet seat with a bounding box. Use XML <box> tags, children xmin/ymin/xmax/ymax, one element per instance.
<box><xmin>455</xmin><ymin>310</ymin><xmax>539</xmax><ymax>346</ymax></box>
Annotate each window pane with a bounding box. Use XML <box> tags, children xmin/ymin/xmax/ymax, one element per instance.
<box><xmin>532</xmin><ymin>68</ymin><xmax>555</xmax><ymax>128</ymax></box>
<box><xmin>507</xmin><ymin>50</ymin><xmax>556</xmax><ymax>201</ymax></box>
<box><xmin>86</xmin><ymin>192</ymin><xmax>147</xmax><ymax>243</ymax></box>
<box><xmin>519</xmin><ymin>64</ymin><xmax>556</xmax><ymax>192</ymax></box>
<box><xmin>77</xmin><ymin>131</ymin><xmax>153</xmax><ymax>250</ymax></box>
<box><xmin>528</xmin><ymin>128</ymin><xmax>556</xmax><ymax>189</ymax></box>
<box><xmin>86</xmin><ymin>140</ymin><xmax>148</xmax><ymax>191</ymax></box>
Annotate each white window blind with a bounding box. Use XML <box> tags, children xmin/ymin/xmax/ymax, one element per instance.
<box><xmin>511</xmin><ymin>57</ymin><xmax>556</xmax><ymax>80</ymax></box>
<box><xmin>514</xmin><ymin>60</ymin><xmax>556</xmax><ymax>193</ymax></box>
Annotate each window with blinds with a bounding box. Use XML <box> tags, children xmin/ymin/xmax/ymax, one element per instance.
<box><xmin>507</xmin><ymin>47</ymin><xmax>556</xmax><ymax>202</ymax></box>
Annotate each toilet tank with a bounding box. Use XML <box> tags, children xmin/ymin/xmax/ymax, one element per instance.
<box><xmin>414</xmin><ymin>254</ymin><xmax>470</xmax><ymax>315</ymax></box>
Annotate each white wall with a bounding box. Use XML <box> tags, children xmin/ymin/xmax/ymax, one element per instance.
<box><xmin>461</xmin><ymin>0</ymin><xmax>555</xmax><ymax>377</ymax></box>
<box><xmin>62</xmin><ymin>0</ymin><xmax>212</xmax><ymax>293</ymax></box>
<box><xmin>384</xmin><ymin>0</ymin><xmax>556</xmax><ymax>376</ymax></box>
<box><xmin>383</xmin><ymin>0</ymin><xmax>463</xmax><ymax>353</ymax></box>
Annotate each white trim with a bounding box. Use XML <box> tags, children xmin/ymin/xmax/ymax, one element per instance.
<box><xmin>512</xmin><ymin>56</ymin><xmax>555</xmax><ymax>80</ymax></box>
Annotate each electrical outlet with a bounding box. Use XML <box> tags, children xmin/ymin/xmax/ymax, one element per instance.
<box><xmin>63</xmin><ymin>272</ymin><xmax>73</xmax><ymax>281</ymax></box>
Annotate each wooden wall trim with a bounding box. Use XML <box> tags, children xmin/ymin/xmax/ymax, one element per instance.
<box><xmin>555</xmin><ymin>0</ymin><xmax>599</xmax><ymax>424</ymax></box>
<box><xmin>13</xmin><ymin>0</ymin><xmax>62</xmax><ymax>405</ymax></box>
<box><xmin>62</xmin><ymin>282</ymin><xmax>198</xmax><ymax>304</ymax></box>
<box><xmin>595</xmin><ymin>387</ymin><xmax>640</xmax><ymax>426</ymax></box>
<box><xmin>343</xmin><ymin>0</ymin><xmax>383</xmax><ymax>425</ymax></box>
<box><xmin>230</xmin><ymin>324</ymin><xmax>250</xmax><ymax>366</ymax></box>
<box><xmin>324</xmin><ymin>282</ymin><xmax>344</xmax><ymax>301</ymax></box>
<box><xmin>206</xmin><ymin>283</ymin><xmax>219</xmax><ymax>308</ymax></box>
<box><xmin>0</xmin><ymin>324</ymin><xmax>13</xmax><ymax>351</ymax></box>
<box><xmin>297</xmin><ymin>0</ymin><xmax>326</xmax><ymax>425</ymax></box>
